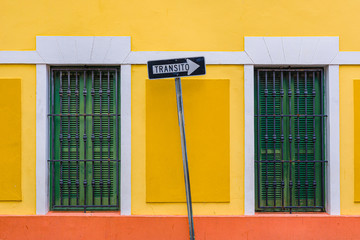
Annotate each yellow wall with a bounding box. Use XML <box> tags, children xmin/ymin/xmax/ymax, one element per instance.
<box><xmin>340</xmin><ymin>66</ymin><xmax>360</xmax><ymax>214</ymax></box>
<box><xmin>132</xmin><ymin>65</ymin><xmax>244</xmax><ymax>215</ymax></box>
<box><xmin>0</xmin><ymin>65</ymin><xmax>36</xmax><ymax>214</ymax></box>
<box><xmin>1</xmin><ymin>0</ymin><xmax>360</xmax><ymax>215</ymax></box>
<box><xmin>1</xmin><ymin>0</ymin><xmax>360</xmax><ymax>51</ymax></box>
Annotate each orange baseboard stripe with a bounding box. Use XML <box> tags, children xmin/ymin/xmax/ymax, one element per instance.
<box><xmin>1</xmin><ymin>215</ymin><xmax>360</xmax><ymax>240</ymax></box>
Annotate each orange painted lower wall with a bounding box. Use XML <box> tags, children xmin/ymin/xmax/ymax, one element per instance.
<box><xmin>1</xmin><ymin>215</ymin><xmax>360</xmax><ymax>240</ymax></box>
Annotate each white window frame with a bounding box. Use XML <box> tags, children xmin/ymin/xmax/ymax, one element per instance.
<box><xmin>244</xmin><ymin>37</ymin><xmax>340</xmax><ymax>215</ymax></box>
<box><xmin>35</xmin><ymin>36</ymin><xmax>132</xmax><ymax>215</ymax></box>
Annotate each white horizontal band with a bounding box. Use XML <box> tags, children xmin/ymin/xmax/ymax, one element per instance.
<box><xmin>1</xmin><ymin>36</ymin><xmax>360</xmax><ymax>65</ymax></box>
<box><xmin>123</xmin><ymin>51</ymin><xmax>252</xmax><ymax>64</ymax></box>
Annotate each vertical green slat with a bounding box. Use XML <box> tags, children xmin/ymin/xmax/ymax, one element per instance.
<box><xmin>79</xmin><ymin>73</ymin><xmax>85</xmax><ymax>206</ymax></box>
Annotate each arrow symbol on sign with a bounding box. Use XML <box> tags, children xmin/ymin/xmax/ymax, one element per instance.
<box><xmin>186</xmin><ymin>59</ymin><xmax>200</xmax><ymax>75</ymax></box>
<box><xmin>152</xmin><ymin>59</ymin><xmax>200</xmax><ymax>76</ymax></box>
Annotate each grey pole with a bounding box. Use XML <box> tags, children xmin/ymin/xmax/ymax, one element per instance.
<box><xmin>175</xmin><ymin>77</ymin><xmax>195</xmax><ymax>240</ymax></box>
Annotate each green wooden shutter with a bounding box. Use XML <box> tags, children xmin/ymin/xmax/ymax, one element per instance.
<box><xmin>91</xmin><ymin>71</ymin><xmax>118</xmax><ymax>207</ymax></box>
<box><xmin>50</xmin><ymin>68</ymin><xmax>120</xmax><ymax>211</ymax></box>
<box><xmin>255</xmin><ymin>69</ymin><xmax>325</xmax><ymax>212</ymax></box>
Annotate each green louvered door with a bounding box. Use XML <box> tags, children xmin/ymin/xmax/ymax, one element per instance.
<box><xmin>255</xmin><ymin>69</ymin><xmax>326</xmax><ymax>212</ymax></box>
<box><xmin>50</xmin><ymin>67</ymin><xmax>120</xmax><ymax>211</ymax></box>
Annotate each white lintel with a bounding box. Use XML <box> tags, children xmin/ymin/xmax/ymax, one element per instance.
<box><xmin>36</xmin><ymin>36</ymin><xmax>131</xmax><ymax>64</ymax></box>
<box><xmin>245</xmin><ymin>37</ymin><xmax>339</xmax><ymax>65</ymax></box>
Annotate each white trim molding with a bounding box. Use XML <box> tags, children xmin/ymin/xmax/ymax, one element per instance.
<box><xmin>0</xmin><ymin>51</ymin><xmax>43</xmax><ymax>64</ymax></box>
<box><xmin>245</xmin><ymin>37</ymin><xmax>339</xmax><ymax>65</ymax></box>
<box><xmin>36</xmin><ymin>36</ymin><xmax>131</xmax><ymax>64</ymax></box>
<box><xmin>34</xmin><ymin>36</ymin><xmax>132</xmax><ymax>215</ymax></box>
<box><xmin>244</xmin><ymin>65</ymin><xmax>255</xmax><ymax>215</ymax></box>
<box><xmin>326</xmin><ymin>65</ymin><xmax>341</xmax><ymax>215</ymax></box>
<box><xmin>2</xmin><ymin>36</ymin><xmax>360</xmax><ymax>65</ymax></box>
<box><xmin>120</xmin><ymin>65</ymin><xmax>132</xmax><ymax>215</ymax></box>
<box><xmin>123</xmin><ymin>51</ymin><xmax>252</xmax><ymax>64</ymax></box>
<box><xmin>332</xmin><ymin>52</ymin><xmax>360</xmax><ymax>65</ymax></box>
<box><xmin>243</xmin><ymin>37</ymin><xmax>341</xmax><ymax>215</ymax></box>
<box><xmin>36</xmin><ymin>64</ymin><xmax>49</xmax><ymax>215</ymax></box>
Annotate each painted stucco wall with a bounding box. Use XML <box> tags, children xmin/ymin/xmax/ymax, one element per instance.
<box><xmin>0</xmin><ymin>0</ymin><xmax>360</xmax><ymax>215</ymax></box>
<box><xmin>340</xmin><ymin>66</ymin><xmax>360</xmax><ymax>215</ymax></box>
<box><xmin>1</xmin><ymin>0</ymin><xmax>360</xmax><ymax>52</ymax></box>
<box><xmin>0</xmin><ymin>65</ymin><xmax>36</xmax><ymax>214</ymax></box>
<box><xmin>132</xmin><ymin>65</ymin><xmax>244</xmax><ymax>215</ymax></box>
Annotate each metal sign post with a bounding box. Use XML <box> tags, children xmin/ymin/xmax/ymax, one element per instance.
<box><xmin>175</xmin><ymin>77</ymin><xmax>195</xmax><ymax>240</ymax></box>
<box><xmin>147</xmin><ymin>56</ymin><xmax>205</xmax><ymax>240</ymax></box>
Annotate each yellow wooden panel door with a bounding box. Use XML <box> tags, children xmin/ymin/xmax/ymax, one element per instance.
<box><xmin>146</xmin><ymin>79</ymin><xmax>230</xmax><ymax>203</ymax></box>
<box><xmin>0</xmin><ymin>79</ymin><xmax>21</xmax><ymax>201</ymax></box>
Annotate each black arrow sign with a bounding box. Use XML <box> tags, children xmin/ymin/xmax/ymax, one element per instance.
<box><xmin>147</xmin><ymin>57</ymin><xmax>206</xmax><ymax>79</ymax></box>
